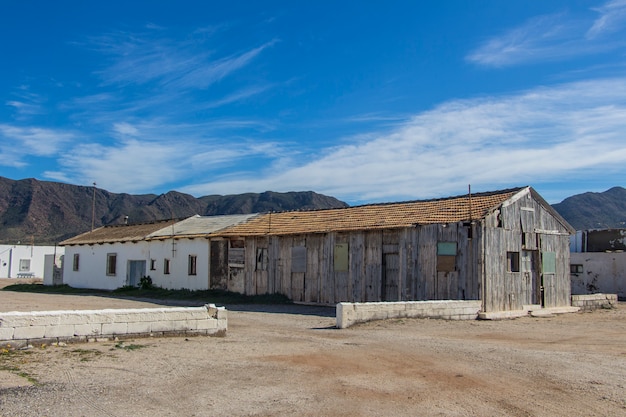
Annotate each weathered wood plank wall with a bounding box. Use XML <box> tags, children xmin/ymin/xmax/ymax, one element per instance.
<box><xmin>222</xmin><ymin>189</ymin><xmax>571</xmax><ymax>312</ymax></box>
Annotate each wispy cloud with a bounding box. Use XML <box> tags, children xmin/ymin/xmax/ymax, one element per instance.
<box><xmin>467</xmin><ymin>1</ymin><xmax>626</xmax><ymax>67</ymax></box>
<box><xmin>182</xmin><ymin>77</ymin><xmax>626</xmax><ymax>203</ymax></box>
<box><xmin>587</xmin><ymin>0</ymin><xmax>626</xmax><ymax>38</ymax></box>
<box><xmin>43</xmin><ymin>120</ymin><xmax>285</xmax><ymax>194</ymax></box>
<box><xmin>0</xmin><ymin>125</ymin><xmax>74</xmax><ymax>167</ymax></box>
<box><xmin>91</xmin><ymin>28</ymin><xmax>276</xmax><ymax>90</ymax></box>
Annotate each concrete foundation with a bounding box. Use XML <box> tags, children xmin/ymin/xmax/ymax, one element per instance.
<box><xmin>478</xmin><ymin>305</ymin><xmax>580</xmax><ymax>320</ymax></box>
<box><xmin>0</xmin><ymin>304</ymin><xmax>227</xmax><ymax>349</ymax></box>
<box><xmin>336</xmin><ymin>300</ymin><xmax>481</xmax><ymax>329</ymax></box>
<box><xmin>571</xmin><ymin>293</ymin><xmax>618</xmax><ymax>311</ymax></box>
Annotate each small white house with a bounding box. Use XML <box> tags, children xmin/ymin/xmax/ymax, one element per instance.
<box><xmin>59</xmin><ymin>214</ymin><xmax>259</xmax><ymax>291</ymax></box>
<box><xmin>0</xmin><ymin>244</ymin><xmax>64</xmax><ymax>279</ymax></box>
<box><xmin>570</xmin><ymin>229</ymin><xmax>626</xmax><ymax>299</ymax></box>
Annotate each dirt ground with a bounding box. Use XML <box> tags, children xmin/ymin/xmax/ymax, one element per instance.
<box><xmin>0</xmin><ymin>278</ymin><xmax>625</xmax><ymax>417</ymax></box>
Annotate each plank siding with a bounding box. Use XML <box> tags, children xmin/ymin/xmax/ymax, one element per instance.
<box><xmin>349</xmin><ymin>233</ymin><xmax>364</xmax><ymax>303</ymax></box>
<box><xmin>228</xmin><ymin>188</ymin><xmax>571</xmax><ymax>312</ymax></box>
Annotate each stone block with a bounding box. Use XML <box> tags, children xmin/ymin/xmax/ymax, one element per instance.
<box><xmin>44</xmin><ymin>324</ymin><xmax>75</xmax><ymax>338</ymax></box>
<box><xmin>0</xmin><ymin>326</ymin><xmax>15</xmax><ymax>340</ymax></box>
<box><xmin>101</xmin><ymin>322</ymin><xmax>128</xmax><ymax>335</ymax></box>
<box><xmin>13</xmin><ymin>325</ymin><xmax>46</xmax><ymax>340</ymax></box>
<box><xmin>195</xmin><ymin>319</ymin><xmax>218</xmax><ymax>331</ymax></box>
<box><xmin>0</xmin><ymin>314</ymin><xmax>36</xmax><ymax>328</ymax></box>
<box><xmin>126</xmin><ymin>321</ymin><xmax>152</xmax><ymax>334</ymax></box>
<box><xmin>74</xmin><ymin>323</ymin><xmax>102</xmax><ymax>337</ymax></box>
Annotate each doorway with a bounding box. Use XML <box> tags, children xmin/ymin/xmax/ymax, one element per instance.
<box><xmin>127</xmin><ymin>260</ymin><xmax>146</xmax><ymax>287</ymax></box>
<box><xmin>521</xmin><ymin>250</ymin><xmax>540</xmax><ymax>305</ymax></box>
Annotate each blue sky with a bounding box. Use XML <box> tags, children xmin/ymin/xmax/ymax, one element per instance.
<box><xmin>1</xmin><ymin>1</ymin><xmax>626</xmax><ymax>205</ymax></box>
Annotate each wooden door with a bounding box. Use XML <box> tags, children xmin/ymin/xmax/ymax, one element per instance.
<box><xmin>382</xmin><ymin>252</ymin><xmax>399</xmax><ymax>301</ymax></box>
<box><xmin>521</xmin><ymin>250</ymin><xmax>539</xmax><ymax>305</ymax></box>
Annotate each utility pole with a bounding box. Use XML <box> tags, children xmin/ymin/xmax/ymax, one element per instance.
<box><xmin>91</xmin><ymin>182</ymin><xmax>97</xmax><ymax>232</ymax></box>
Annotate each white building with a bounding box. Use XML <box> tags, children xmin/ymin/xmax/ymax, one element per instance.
<box><xmin>60</xmin><ymin>214</ymin><xmax>259</xmax><ymax>291</ymax></box>
<box><xmin>0</xmin><ymin>244</ymin><xmax>64</xmax><ymax>279</ymax></box>
<box><xmin>570</xmin><ymin>229</ymin><xmax>626</xmax><ymax>299</ymax></box>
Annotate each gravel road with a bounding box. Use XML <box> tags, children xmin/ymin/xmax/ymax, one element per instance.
<box><xmin>1</xmin><ymin>279</ymin><xmax>625</xmax><ymax>416</ymax></box>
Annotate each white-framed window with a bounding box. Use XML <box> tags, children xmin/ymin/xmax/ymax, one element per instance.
<box><xmin>106</xmin><ymin>253</ymin><xmax>117</xmax><ymax>276</ymax></box>
<box><xmin>73</xmin><ymin>254</ymin><xmax>80</xmax><ymax>271</ymax></box>
<box><xmin>19</xmin><ymin>259</ymin><xmax>31</xmax><ymax>272</ymax></box>
<box><xmin>188</xmin><ymin>255</ymin><xmax>197</xmax><ymax>276</ymax></box>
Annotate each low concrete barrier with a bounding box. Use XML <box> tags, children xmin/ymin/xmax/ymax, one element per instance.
<box><xmin>0</xmin><ymin>304</ymin><xmax>226</xmax><ymax>349</ymax></box>
<box><xmin>571</xmin><ymin>294</ymin><xmax>618</xmax><ymax>311</ymax></box>
<box><xmin>336</xmin><ymin>300</ymin><xmax>481</xmax><ymax>329</ymax></box>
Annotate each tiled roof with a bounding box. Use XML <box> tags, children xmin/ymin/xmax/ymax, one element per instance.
<box><xmin>215</xmin><ymin>187</ymin><xmax>525</xmax><ymax>236</ymax></box>
<box><xmin>60</xmin><ymin>219</ymin><xmax>179</xmax><ymax>245</ymax></box>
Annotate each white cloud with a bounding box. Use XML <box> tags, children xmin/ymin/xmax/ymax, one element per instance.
<box><xmin>0</xmin><ymin>125</ymin><xmax>74</xmax><ymax>166</ymax></box>
<box><xmin>467</xmin><ymin>1</ymin><xmax>626</xmax><ymax>67</ymax></box>
<box><xmin>587</xmin><ymin>0</ymin><xmax>626</xmax><ymax>38</ymax></box>
<box><xmin>184</xmin><ymin>77</ymin><xmax>626</xmax><ymax>203</ymax></box>
<box><xmin>93</xmin><ymin>28</ymin><xmax>276</xmax><ymax>90</ymax></box>
<box><xmin>48</xmin><ymin>121</ymin><xmax>285</xmax><ymax>194</ymax></box>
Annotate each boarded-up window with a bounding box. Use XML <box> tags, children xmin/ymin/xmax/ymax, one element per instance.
<box><xmin>73</xmin><ymin>254</ymin><xmax>80</xmax><ymax>271</ymax></box>
<box><xmin>520</xmin><ymin>207</ymin><xmax>535</xmax><ymax>232</ymax></box>
<box><xmin>542</xmin><ymin>252</ymin><xmax>556</xmax><ymax>273</ymax></box>
<box><xmin>292</xmin><ymin>246</ymin><xmax>307</xmax><ymax>273</ymax></box>
<box><xmin>256</xmin><ymin>248</ymin><xmax>268</xmax><ymax>271</ymax></box>
<box><xmin>229</xmin><ymin>240</ymin><xmax>245</xmax><ymax>267</ymax></box>
<box><xmin>437</xmin><ymin>242</ymin><xmax>456</xmax><ymax>272</ymax></box>
<box><xmin>507</xmin><ymin>252</ymin><xmax>520</xmax><ymax>272</ymax></box>
<box><xmin>334</xmin><ymin>243</ymin><xmax>349</xmax><ymax>272</ymax></box>
<box><xmin>229</xmin><ymin>248</ymin><xmax>245</xmax><ymax>267</ymax></box>
<box><xmin>106</xmin><ymin>253</ymin><xmax>117</xmax><ymax>276</ymax></box>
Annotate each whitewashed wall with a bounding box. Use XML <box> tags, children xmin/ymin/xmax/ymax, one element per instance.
<box><xmin>146</xmin><ymin>238</ymin><xmax>210</xmax><ymax>291</ymax></box>
<box><xmin>0</xmin><ymin>245</ymin><xmax>64</xmax><ymax>279</ymax></box>
<box><xmin>571</xmin><ymin>252</ymin><xmax>626</xmax><ymax>299</ymax></box>
<box><xmin>63</xmin><ymin>238</ymin><xmax>210</xmax><ymax>291</ymax></box>
<box><xmin>63</xmin><ymin>242</ymin><xmax>151</xmax><ymax>290</ymax></box>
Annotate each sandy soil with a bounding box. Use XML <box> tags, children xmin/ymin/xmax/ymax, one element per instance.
<box><xmin>0</xmin><ymin>278</ymin><xmax>625</xmax><ymax>416</ymax></box>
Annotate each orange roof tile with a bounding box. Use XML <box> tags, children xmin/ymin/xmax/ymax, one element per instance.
<box><xmin>215</xmin><ymin>187</ymin><xmax>524</xmax><ymax>236</ymax></box>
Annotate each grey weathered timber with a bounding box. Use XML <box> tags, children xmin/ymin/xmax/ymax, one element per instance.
<box><xmin>209</xmin><ymin>187</ymin><xmax>574</xmax><ymax>314</ymax></box>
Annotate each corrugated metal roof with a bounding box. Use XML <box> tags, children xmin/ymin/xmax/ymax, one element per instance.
<box><xmin>60</xmin><ymin>219</ymin><xmax>179</xmax><ymax>246</ymax></box>
<box><xmin>147</xmin><ymin>214</ymin><xmax>261</xmax><ymax>240</ymax></box>
<box><xmin>214</xmin><ymin>187</ymin><xmax>525</xmax><ymax>237</ymax></box>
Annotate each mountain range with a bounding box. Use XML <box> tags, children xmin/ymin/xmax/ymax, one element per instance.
<box><xmin>551</xmin><ymin>186</ymin><xmax>626</xmax><ymax>231</ymax></box>
<box><xmin>1</xmin><ymin>176</ymin><xmax>624</xmax><ymax>244</ymax></box>
<box><xmin>0</xmin><ymin>177</ymin><xmax>347</xmax><ymax>245</ymax></box>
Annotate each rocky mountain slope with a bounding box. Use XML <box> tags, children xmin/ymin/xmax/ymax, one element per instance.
<box><xmin>551</xmin><ymin>186</ymin><xmax>626</xmax><ymax>231</ymax></box>
<box><xmin>0</xmin><ymin>177</ymin><xmax>348</xmax><ymax>244</ymax></box>
<box><xmin>1</xmin><ymin>176</ymin><xmax>624</xmax><ymax>244</ymax></box>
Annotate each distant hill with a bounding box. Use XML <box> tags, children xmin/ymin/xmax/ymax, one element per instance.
<box><xmin>0</xmin><ymin>177</ymin><xmax>348</xmax><ymax>245</ymax></box>
<box><xmin>552</xmin><ymin>186</ymin><xmax>626</xmax><ymax>230</ymax></box>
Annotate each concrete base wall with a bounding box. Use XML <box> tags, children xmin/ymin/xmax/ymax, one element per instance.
<box><xmin>571</xmin><ymin>293</ymin><xmax>618</xmax><ymax>311</ymax></box>
<box><xmin>570</xmin><ymin>252</ymin><xmax>626</xmax><ymax>300</ymax></box>
<box><xmin>336</xmin><ymin>300</ymin><xmax>481</xmax><ymax>329</ymax></box>
<box><xmin>0</xmin><ymin>304</ymin><xmax>226</xmax><ymax>349</ymax></box>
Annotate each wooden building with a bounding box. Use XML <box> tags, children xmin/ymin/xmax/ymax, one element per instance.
<box><xmin>212</xmin><ymin>186</ymin><xmax>575</xmax><ymax>313</ymax></box>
